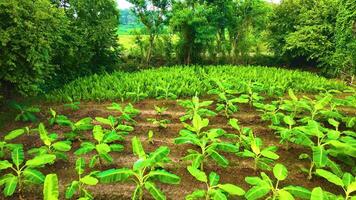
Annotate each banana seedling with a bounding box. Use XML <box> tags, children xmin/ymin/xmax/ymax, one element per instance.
<box><xmin>28</xmin><ymin>123</ymin><xmax>71</xmax><ymax>160</ymax></box>
<box><xmin>229</xmin><ymin>118</ymin><xmax>253</xmax><ymax>150</ymax></box>
<box><xmin>245</xmin><ymin>164</ymin><xmax>311</xmax><ymax>200</ymax></box>
<box><xmin>63</xmin><ymin>117</ymin><xmax>94</xmax><ymax>141</ymax></box>
<box><xmin>156</xmin><ymin>85</ymin><xmax>177</xmax><ymax>100</ymax></box>
<box><xmin>48</xmin><ymin>108</ymin><xmax>70</xmax><ymax>126</ymax></box>
<box><xmin>314</xmin><ymin>169</ymin><xmax>356</xmax><ymax>200</ymax></box>
<box><xmin>241</xmin><ymin>81</ymin><xmax>265</xmax><ymax>106</ymax></box>
<box><xmin>74</xmin><ymin>125</ymin><xmax>124</xmax><ymax>168</ymax></box>
<box><xmin>126</xmin><ymin>85</ymin><xmax>148</xmax><ymax>102</ymax></box>
<box><xmin>1</xmin><ymin>128</ymin><xmax>29</xmax><ymax>159</ymax></box>
<box><xmin>186</xmin><ymin>166</ymin><xmax>245</xmax><ymax>200</ymax></box>
<box><xmin>254</xmin><ymin>100</ymin><xmax>284</xmax><ymax>126</ymax></box>
<box><xmin>95</xmin><ymin>115</ymin><xmax>134</xmax><ymax>135</ymax></box>
<box><xmin>147</xmin><ymin>130</ymin><xmax>154</xmax><ymax>144</ymax></box>
<box><xmin>237</xmin><ymin>134</ymin><xmax>279</xmax><ymax>171</ymax></box>
<box><xmin>12</xmin><ymin>102</ymin><xmax>40</xmax><ymax>122</ymax></box>
<box><xmin>175</xmin><ymin>114</ymin><xmax>239</xmax><ymax>170</ymax></box>
<box><xmin>154</xmin><ymin>105</ymin><xmax>168</xmax><ymax>116</ymax></box>
<box><xmin>0</xmin><ymin>146</ymin><xmax>56</xmax><ymax>197</ymax></box>
<box><xmin>208</xmin><ymin>81</ymin><xmax>249</xmax><ymax>118</ymax></box>
<box><xmin>178</xmin><ymin>96</ymin><xmax>216</xmax><ymax>122</ymax></box>
<box><xmin>147</xmin><ymin>118</ymin><xmax>171</xmax><ymax>129</ymax></box>
<box><xmin>107</xmin><ymin>103</ymin><xmax>140</xmax><ymax>125</ymax></box>
<box><xmin>65</xmin><ymin>158</ymin><xmax>99</xmax><ymax>199</ymax></box>
<box><xmin>96</xmin><ymin>137</ymin><xmax>180</xmax><ymax>200</ymax></box>
<box><xmin>64</xmin><ymin>97</ymin><xmax>80</xmax><ymax>111</ymax></box>
<box><xmin>270</xmin><ymin>115</ymin><xmax>297</xmax><ymax>150</ymax></box>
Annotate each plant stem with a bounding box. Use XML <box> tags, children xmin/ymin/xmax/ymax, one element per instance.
<box><xmin>308</xmin><ymin>162</ymin><xmax>314</xmax><ymax>180</ymax></box>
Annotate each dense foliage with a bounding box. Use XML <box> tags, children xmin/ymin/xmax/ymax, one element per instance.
<box><xmin>0</xmin><ymin>0</ymin><xmax>120</xmax><ymax>96</ymax></box>
<box><xmin>47</xmin><ymin>65</ymin><xmax>348</xmax><ymax>102</ymax></box>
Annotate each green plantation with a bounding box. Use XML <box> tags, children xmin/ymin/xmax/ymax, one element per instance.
<box><xmin>1</xmin><ymin>67</ymin><xmax>355</xmax><ymax>199</ymax></box>
<box><xmin>0</xmin><ymin>0</ymin><xmax>355</xmax><ymax>199</ymax></box>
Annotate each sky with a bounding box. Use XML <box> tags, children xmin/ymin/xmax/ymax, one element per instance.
<box><xmin>117</xmin><ymin>0</ymin><xmax>281</xmax><ymax>9</ymax></box>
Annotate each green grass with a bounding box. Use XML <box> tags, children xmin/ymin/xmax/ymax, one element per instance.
<box><xmin>46</xmin><ymin>65</ymin><xmax>348</xmax><ymax>102</ymax></box>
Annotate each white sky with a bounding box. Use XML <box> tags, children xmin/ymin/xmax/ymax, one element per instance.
<box><xmin>117</xmin><ymin>0</ymin><xmax>281</xmax><ymax>9</ymax></box>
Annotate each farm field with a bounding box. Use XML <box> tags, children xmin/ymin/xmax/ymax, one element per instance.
<box><xmin>1</xmin><ymin>66</ymin><xmax>355</xmax><ymax>200</ymax></box>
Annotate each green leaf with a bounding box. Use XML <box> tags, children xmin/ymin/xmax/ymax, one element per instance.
<box><xmin>273</xmin><ymin>164</ymin><xmax>288</xmax><ymax>181</ymax></box>
<box><xmin>110</xmin><ymin>144</ymin><xmax>124</xmax><ymax>152</ymax></box>
<box><xmin>217</xmin><ymin>184</ymin><xmax>245</xmax><ymax>196</ymax></box>
<box><xmin>80</xmin><ymin>175</ymin><xmax>98</xmax><ymax>186</ymax></box>
<box><xmin>43</xmin><ymin>174</ymin><xmax>59</xmax><ymax>200</ymax></box>
<box><xmin>245</xmin><ymin>186</ymin><xmax>270</xmax><ymax>200</ymax></box>
<box><xmin>38</xmin><ymin>123</ymin><xmax>51</xmax><ymax>146</ymax></box>
<box><xmin>4</xmin><ymin>129</ymin><xmax>25</xmax><ymax>141</ymax></box>
<box><xmin>342</xmin><ymin>173</ymin><xmax>354</xmax><ymax>188</ymax></box>
<box><xmin>310</xmin><ymin>187</ymin><xmax>324</xmax><ymax>200</ymax></box>
<box><xmin>96</xmin><ymin>143</ymin><xmax>111</xmax><ymax>154</ymax></box>
<box><xmin>213</xmin><ymin>190</ymin><xmax>227</xmax><ymax>200</ymax></box>
<box><xmin>4</xmin><ymin>175</ymin><xmax>17</xmax><ymax>197</ymax></box>
<box><xmin>148</xmin><ymin>170</ymin><xmax>180</xmax><ymax>184</ymax></box>
<box><xmin>26</xmin><ymin>154</ymin><xmax>56</xmax><ymax>168</ymax></box>
<box><xmin>278</xmin><ymin>190</ymin><xmax>295</xmax><ymax>200</ymax></box>
<box><xmin>283</xmin><ymin>185</ymin><xmax>311</xmax><ymax>199</ymax></box>
<box><xmin>11</xmin><ymin>146</ymin><xmax>24</xmax><ymax>168</ymax></box>
<box><xmin>116</xmin><ymin>125</ymin><xmax>134</xmax><ymax>132</ymax></box>
<box><xmin>187</xmin><ymin>166</ymin><xmax>207</xmax><ymax>183</ymax></box>
<box><xmin>245</xmin><ymin>177</ymin><xmax>264</xmax><ymax>186</ymax></box>
<box><xmin>23</xmin><ymin>169</ymin><xmax>45</xmax><ymax>184</ymax></box>
<box><xmin>96</xmin><ymin>168</ymin><xmax>134</xmax><ymax>183</ymax></box>
<box><xmin>186</xmin><ymin>189</ymin><xmax>206</xmax><ymax>200</ymax></box>
<box><xmin>210</xmin><ymin>151</ymin><xmax>229</xmax><ymax>167</ymax></box>
<box><xmin>312</xmin><ymin>146</ymin><xmax>328</xmax><ymax>168</ymax></box>
<box><xmin>283</xmin><ymin>116</ymin><xmax>295</xmax><ymax>126</ymax></box>
<box><xmin>288</xmin><ymin>89</ymin><xmax>298</xmax><ymax>101</ymax></box>
<box><xmin>261</xmin><ymin>150</ymin><xmax>279</xmax><ymax>160</ymax></box>
<box><xmin>315</xmin><ymin>169</ymin><xmax>344</xmax><ymax>187</ymax></box>
<box><xmin>52</xmin><ymin>141</ymin><xmax>71</xmax><ymax>152</ymax></box>
<box><xmin>93</xmin><ymin>125</ymin><xmax>104</xmax><ymax>143</ymax></box>
<box><xmin>132</xmin><ymin>136</ymin><xmax>146</xmax><ymax>159</ymax></box>
<box><xmin>75</xmin><ymin>158</ymin><xmax>85</xmax><ymax>175</ymax></box>
<box><xmin>209</xmin><ymin>172</ymin><xmax>220</xmax><ymax>186</ymax></box>
<box><xmin>148</xmin><ymin>146</ymin><xmax>170</xmax><ymax>163</ymax></box>
<box><xmin>215</xmin><ymin>142</ymin><xmax>239</xmax><ymax>153</ymax></box>
<box><xmin>0</xmin><ymin>160</ymin><xmax>12</xmax><ymax>170</ymax></box>
<box><xmin>74</xmin><ymin>142</ymin><xmax>95</xmax><ymax>155</ymax></box>
<box><xmin>145</xmin><ymin>181</ymin><xmax>166</xmax><ymax>200</ymax></box>
<box><xmin>65</xmin><ymin>181</ymin><xmax>79</xmax><ymax>199</ymax></box>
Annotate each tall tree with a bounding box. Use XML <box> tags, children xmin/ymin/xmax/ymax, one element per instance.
<box><xmin>127</xmin><ymin>0</ymin><xmax>171</xmax><ymax>65</ymax></box>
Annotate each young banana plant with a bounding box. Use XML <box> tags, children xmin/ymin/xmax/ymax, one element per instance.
<box><xmin>229</xmin><ymin>118</ymin><xmax>253</xmax><ymax>151</ymax></box>
<box><xmin>244</xmin><ymin>164</ymin><xmax>311</xmax><ymax>200</ymax></box>
<box><xmin>156</xmin><ymin>85</ymin><xmax>177</xmax><ymax>100</ymax></box>
<box><xmin>178</xmin><ymin>96</ymin><xmax>216</xmax><ymax>122</ymax></box>
<box><xmin>96</xmin><ymin>137</ymin><xmax>181</xmax><ymax>200</ymax></box>
<box><xmin>126</xmin><ymin>85</ymin><xmax>148</xmax><ymax>102</ymax></box>
<box><xmin>107</xmin><ymin>103</ymin><xmax>140</xmax><ymax>125</ymax></box>
<box><xmin>12</xmin><ymin>102</ymin><xmax>40</xmax><ymax>122</ymax></box>
<box><xmin>95</xmin><ymin>115</ymin><xmax>134</xmax><ymax>135</ymax></box>
<box><xmin>175</xmin><ymin>114</ymin><xmax>239</xmax><ymax>170</ymax></box>
<box><xmin>74</xmin><ymin>125</ymin><xmax>124</xmax><ymax>168</ymax></box>
<box><xmin>186</xmin><ymin>166</ymin><xmax>245</xmax><ymax>200</ymax></box>
<box><xmin>62</xmin><ymin>117</ymin><xmax>94</xmax><ymax>141</ymax></box>
<box><xmin>48</xmin><ymin>108</ymin><xmax>70</xmax><ymax>126</ymax></box>
<box><xmin>64</xmin><ymin>97</ymin><xmax>80</xmax><ymax>111</ymax></box>
<box><xmin>65</xmin><ymin>158</ymin><xmax>99</xmax><ymax>199</ymax></box>
<box><xmin>0</xmin><ymin>146</ymin><xmax>56</xmax><ymax>197</ymax></box>
<box><xmin>28</xmin><ymin>123</ymin><xmax>72</xmax><ymax>160</ymax></box>
<box><xmin>237</xmin><ymin>134</ymin><xmax>279</xmax><ymax>171</ymax></box>
<box><xmin>314</xmin><ymin>169</ymin><xmax>356</xmax><ymax>200</ymax></box>
<box><xmin>154</xmin><ymin>105</ymin><xmax>168</xmax><ymax>116</ymax></box>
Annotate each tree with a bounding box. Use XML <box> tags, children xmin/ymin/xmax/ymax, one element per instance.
<box><xmin>0</xmin><ymin>0</ymin><xmax>67</xmax><ymax>96</ymax></box>
<box><xmin>127</xmin><ymin>0</ymin><xmax>172</xmax><ymax>65</ymax></box>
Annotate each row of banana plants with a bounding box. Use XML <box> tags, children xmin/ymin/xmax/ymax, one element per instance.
<box><xmin>46</xmin><ymin>65</ymin><xmax>349</xmax><ymax>102</ymax></box>
<box><xmin>2</xmin><ymin>87</ymin><xmax>355</xmax><ymax>199</ymax></box>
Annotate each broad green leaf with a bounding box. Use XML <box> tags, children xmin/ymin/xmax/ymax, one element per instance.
<box><xmin>38</xmin><ymin>123</ymin><xmax>51</xmax><ymax>146</ymax></box>
<box><xmin>148</xmin><ymin>146</ymin><xmax>170</xmax><ymax>163</ymax></box>
<box><xmin>310</xmin><ymin>187</ymin><xmax>324</xmax><ymax>200</ymax></box>
<box><xmin>96</xmin><ymin>143</ymin><xmax>111</xmax><ymax>154</ymax></box>
<box><xmin>186</xmin><ymin>189</ymin><xmax>206</xmax><ymax>200</ymax></box>
<box><xmin>80</xmin><ymin>175</ymin><xmax>98</xmax><ymax>186</ymax></box>
<box><xmin>4</xmin><ymin>175</ymin><xmax>17</xmax><ymax>197</ymax></box>
<box><xmin>278</xmin><ymin>190</ymin><xmax>294</xmax><ymax>200</ymax></box>
<box><xmin>52</xmin><ymin>141</ymin><xmax>71</xmax><ymax>152</ymax></box>
<box><xmin>43</xmin><ymin>174</ymin><xmax>59</xmax><ymax>200</ymax></box>
<box><xmin>342</xmin><ymin>173</ymin><xmax>354</xmax><ymax>188</ymax></box>
<box><xmin>315</xmin><ymin>169</ymin><xmax>344</xmax><ymax>187</ymax></box>
<box><xmin>187</xmin><ymin>166</ymin><xmax>207</xmax><ymax>183</ymax></box>
<box><xmin>347</xmin><ymin>181</ymin><xmax>356</xmax><ymax>194</ymax></box>
<box><xmin>65</xmin><ymin>181</ymin><xmax>79</xmax><ymax>199</ymax></box>
<box><xmin>23</xmin><ymin>169</ymin><xmax>45</xmax><ymax>184</ymax></box>
<box><xmin>132</xmin><ymin>136</ymin><xmax>146</xmax><ymax>159</ymax></box>
<box><xmin>213</xmin><ymin>190</ymin><xmax>227</xmax><ymax>200</ymax></box>
<box><xmin>312</xmin><ymin>146</ymin><xmax>328</xmax><ymax>168</ymax></box>
<box><xmin>4</xmin><ymin>129</ymin><xmax>25</xmax><ymax>141</ymax></box>
<box><xmin>244</xmin><ymin>177</ymin><xmax>264</xmax><ymax>186</ymax></box>
<box><xmin>145</xmin><ymin>181</ymin><xmax>166</xmax><ymax>200</ymax></box>
<box><xmin>229</xmin><ymin>118</ymin><xmax>240</xmax><ymax>130</ymax></box>
<box><xmin>148</xmin><ymin>170</ymin><xmax>180</xmax><ymax>184</ymax></box>
<box><xmin>288</xmin><ymin>89</ymin><xmax>298</xmax><ymax>101</ymax></box>
<box><xmin>210</xmin><ymin>151</ymin><xmax>229</xmax><ymax>167</ymax></box>
<box><xmin>0</xmin><ymin>160</ymin><xmax>12</xmax><ymax>170</ymax></box>
<box><xmin>283</xmin><ymin>116</ymin><xmax>295</xmax><ymax>126</ymax></box>
<box><xmin>217</xmin><ymin>184</ymin><xmax>245</xmax><ymax>196</ymax></box>
<box><xmin>11</xmin><ymin>147</ymin><xmax>24</xmax><ymax>168</ymax></box>
<box><xmin>209</xmin><ymin>172</ymin><xmax>220</xmax><ymax>186</ymax></box>
<box><xmin>116</xmin><ymin>125</ymin><xmax>134</xmax><ymax>132</ymax></box>
<box><xmin>245</xmin><ymin>186</ymin><xmax>270</xmax><ymax>200</ymax></box>
<box><xmin>284</xmin><ymin>185</ymin><xmax>311</xmax><ymax>199</ymax></box>
<box><xmin>215</xmin><ymin>142</ymin><xmax>239</xmax><ymax>153</ymax></box>
<box><xmin>74</xmin><ymin>142</ymin><xmax>95</xmax><ymax>155</ymax></box>
<box><xmin>26</xmin><ymin>154</ymin><xmax>56</xmax><ymax>168</ymax></box>
<box><xmin>95</xmin><ymin>117</ymin><xmax>112</xmax><ymax>126</ymax></box>
<box><xmin>96</xmin><ymin>168</ymin><xmax>134</xmax><ymax>183</ymax></box>
<box><xmin>273</xmin><ymin>164</ymin><xmax>288</xmax><ymax>181</ymax></box>
<box><xmin>261</xmin><ymin>150</ymin><xmax>279</xmax><ymax>160</ymax></box>
<box><xmin>110</xmin><ymin>144</ymin><xmax>124</xmax><ymax>152</ymax></box>
<box><xmin>93</xmin><ymin>125</ymin><xmax>104</xmax><ymax>143</ymax></box>
<box><xmin>75</xmin><ymin>158</ymin><xmax>85</xmax><ymax>175</ymax></box>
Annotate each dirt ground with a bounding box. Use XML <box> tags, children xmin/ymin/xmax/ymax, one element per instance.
<box><xmin>0</xmin><ymin>98</ymin><xmax>351</xmax><ymax>200</ymax></box>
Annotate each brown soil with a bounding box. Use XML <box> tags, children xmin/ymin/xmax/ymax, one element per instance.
<box><xmin>0</xmin><ymin>98</ymin><xmax>352</xmax><ymax>200</ymax></box>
